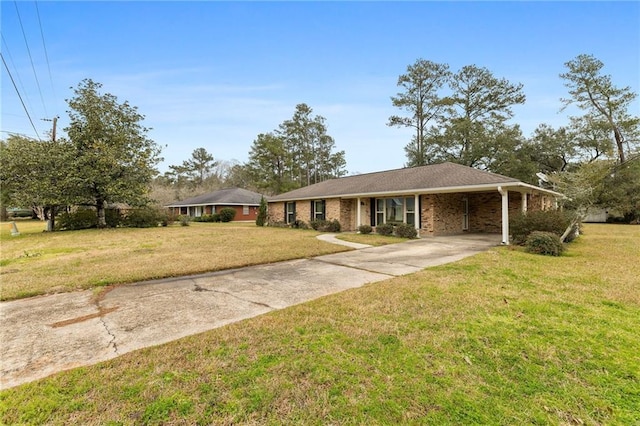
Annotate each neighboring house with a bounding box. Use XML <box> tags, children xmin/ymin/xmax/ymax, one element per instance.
<box><xmin>583</xmin><ymin>207</ymin><xmax>609</xmax><ymax>223</ymax></box>
<box><xmin>268</xmin><ymin>162</ymin><xmax>563</xmax><ymax>244</ymax></box>
<box><xmin>166</xmin><ymin>188</ymin><xmax>263</xmax><ymax>222</ymax></box>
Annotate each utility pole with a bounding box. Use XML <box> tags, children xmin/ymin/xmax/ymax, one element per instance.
<box><xmin>42</xmin><ymin>116</ymin><xmax>58</xmax><ymax>142</ymax></box>
<box><xmin>41</xmin><ymin>116</ymin><xmax>59</xmax><ymax>231</ymax></box>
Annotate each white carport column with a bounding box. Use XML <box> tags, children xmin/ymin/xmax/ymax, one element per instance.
<box><xmin>414</xmin><ymin>194</ymin><xmax>420</xmax><ymax>230</ymax></box>
<box><xmin>356</xmin><ymin>197</ymin><xmax>362</xmax><ymax>229</ymax></box>
<box><xmin>521</xmin><ymin>192</ymin><xmax>528</xmax><ymax>213</ymax></box>
<box><xmin>498</xmin><ymin>186</ymin><xmax>509</xmax><ymax>245</ymax></box>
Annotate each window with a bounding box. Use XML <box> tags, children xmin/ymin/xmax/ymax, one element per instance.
<box><xmin>462</xmin><ymin>197</ymin><xmax>469</xmax><ymax>230</ymax></box>
<box><xmin>285</xmin><ymin>202</ymin><xmax>296</xmax><ymax>224</ymax></box>
<box><xmin>375</xmin><ymin>197</ymin><xmax>417</xmax><ymax>227</ymax></box>
<box><xmin>243</xmin><ymin>205</ymin><xmax>249</xmax><ymax>215</ymax></box>
<box><xmin>405</xmin><ymin>197</ymin><xmax>415</xmax><ymax>226</ymax></box>
<box><xmin>386</xmin><ymin>198</ymin><xmax>404</xmax><ymax>224</ymax></box>
<box><xmin>376</xmin><ymin>199</ymin><xmax>385</xmax><ymax>225</ymax></box>
<box><xmin>313</xmin><ymin>200</ymin><xmax>326</xmax><ymax>220</ymax></box>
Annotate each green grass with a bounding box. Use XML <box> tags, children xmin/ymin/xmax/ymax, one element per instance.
<box><xmin>0</xmin><ymin>222</ymin><xmax>349</xmax><ymax>301</ymax></box>
<box><xmin>1</xmin><ymin>224</ymin><xmax>638</xmax><ymax>424</ymax></box>
<box><xmin>336</xmin><ymin>233</ymin><xmax>409</xmax><ymax>246</ymax></box>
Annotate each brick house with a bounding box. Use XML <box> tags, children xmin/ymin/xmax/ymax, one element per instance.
<box><xmin>267</xmin><ymin>162</ymin><xmax>563</xmax><ymax>244</ymax></box>
<box><xmin>167</xmin><ymin>188</ymin><xmax>263</xmax><ymax>222</ymax></box>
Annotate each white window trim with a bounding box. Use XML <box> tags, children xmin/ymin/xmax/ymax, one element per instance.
<box><xmin>462</xmin><ymin>197</ymin><xmax>469</xmax><ymax>231</ymax></box>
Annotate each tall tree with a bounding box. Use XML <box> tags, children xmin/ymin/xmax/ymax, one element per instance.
<box><xmin>0</xmin><ymin>135</ymin><xmax>74</xmax><ymax>229</ymax></box>
<box><xmin>388</xmin><ymin>59</ymin><xmax>451</xmax><ymax>167</ymax></box>
<box><xmin>278</xmin><ymin>103</ymin><xmax>345</xmax><ymax>186</ymax></box>
<box><xmin>65</xmin><ymin>79</ymin><xmax>162</xmax><ymax>228</ymax></box>
<box><xmin>433</xmin><ymin>65</ymin><xmax>526</xmax><ymax>170</ymax></box>
<box><xmin>560</xmin><ymin>54</ymin><xmax>639</xmax><ymax>164</ymax></box>
<box><xmin>247</xmin><ymin>132</ymin><xmax>291</xmax><ymax>194</ymax></box>
<box><xmin>528</xmin><ymin>124</ymin><xmax>576</xmax><ymax>174</ymax></box>
<box><xmin>167</xmin><ymin>147</ymin><xmax>217</xmax><ymax>186</ymax></box>
<box><xmin>246</xmin><ymin>104</ymin><xmax>346</xmax><ymax>194</ymax></box>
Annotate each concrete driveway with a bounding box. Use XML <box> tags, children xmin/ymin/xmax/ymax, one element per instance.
<box><xmin>0</xmin><ymin>234</ymin><xmax>499</xmax><ymax>389</ymax></box>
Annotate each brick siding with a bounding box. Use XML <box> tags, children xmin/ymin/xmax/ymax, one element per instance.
<box><xmin>269</xmin><ymin>190</ymin><xmax>556</xmax><ymax>234</ymax></box>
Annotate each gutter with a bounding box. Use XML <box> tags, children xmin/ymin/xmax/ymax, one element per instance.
<box><xmin>268</xmin><ymin>182</ymin><xmax>564</xmax><ymax>203</ymax></box>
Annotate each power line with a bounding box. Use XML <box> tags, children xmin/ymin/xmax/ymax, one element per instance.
<box><xmin>1</xmin><ymin>34</ymin><xmax>36</xmax><ymax>121</ymax></box>
<box><xmin>14</xmin><ymin>0</ymin><xmax>48</xmax><ymax>116</ymax></box>
<box><xmin>34</xmin><ymin>0</ymin><xmax>55</xmax><ymax>98</ymax></box>
<box><xmin>1</xmin><ymin>52</ymin><xmax>42</xmax><ymax>141</ymax></box>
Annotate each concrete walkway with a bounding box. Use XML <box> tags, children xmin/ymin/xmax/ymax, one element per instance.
<box><xmin>0</xmin><ymin>234</ymin><xmax>499</xmax><ymax>389</ymax></box>
<box><xmin>315</xmin><ymin>233</ymin><xmax>372</xmax><ymax>249</ymax></box>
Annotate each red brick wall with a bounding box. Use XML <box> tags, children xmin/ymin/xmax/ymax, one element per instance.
<box><xmin>268</xmin><ymin>190</ymin><xmax>555</xmax><ymax>234</ymax></box>
<box><xmin>222</xmin><ymin>205</ymin><xmax>259</xmax><ymax>222</ymax></box>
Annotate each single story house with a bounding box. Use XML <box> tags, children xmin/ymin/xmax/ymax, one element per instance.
<box><xmin>166</xmin><ymin>187</ymin><xmax>263</xmax><ymax>222</ymax></box>
<box><xmin>268</xmin><ymin>162</ymin><xmax>564</xmax><ymax>244</ymax></box>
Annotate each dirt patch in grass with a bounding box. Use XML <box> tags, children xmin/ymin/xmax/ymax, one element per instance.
<box><xmin>1</xmin><ymin>225</ymin><xmax>638</xmax><ymax>424</ymax></box>
<box><xmin>0</xmin><ymin>223</ymin><xmax>349</xmax><ymax>301</ymax></box>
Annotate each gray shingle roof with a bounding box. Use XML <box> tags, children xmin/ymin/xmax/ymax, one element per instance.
<box><xmin>167</xmin><ymin>188</ymin><xmax>263</xmax><ymax>207</ymax></box>
<box><xmin>269</xmin><ymin>162</ymin><xmax>522</xmax><ymax>201</ymax></box>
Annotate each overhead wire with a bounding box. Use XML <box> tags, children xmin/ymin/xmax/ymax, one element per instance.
<box><xmin>1</xmin><ymin>52</ymin><xmax>42</xmax><ymax>141</ymax></box>
<box><xmin>13</xmin><ymin>0</ymin><xmax>48</xmax><ymax>117</ymax></box>
<box><xmin>34</xmin><ymin>0</ymin><xmax>55</xmax><ymax>98</ymax></box>
<box><xmin>1</xmin><ymin>34</ymin><xmax>36</xmax><ymax>122</ymax></box>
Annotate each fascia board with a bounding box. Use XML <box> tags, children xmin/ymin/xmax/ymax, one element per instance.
<box><xmin>268</xmin><ymin>182</ymin><xmax>564</xmax><ymax>202</ymax></box>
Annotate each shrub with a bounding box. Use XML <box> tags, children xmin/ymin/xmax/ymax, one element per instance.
<box><xmin>358</xmin><ymin>224</ymin><xmax>372</xmax><ymax>234</ymax></box>
<box><xmin>125</xmin><ymin>207</ymin><xmax>163</xmax><ymax>228</ymax></box>
<box><xmin>219</xmin><ymin>207</ymin><xmax>236</xmax><ymax>223</ymax></box>
<box><xmin>105</xmin><ymin>208</ymin><xmax>122</xmax><ymax>228</ymax></box>
<box><xmin>292</xmin><ymin>219</ymin><xmax>309</xmax><ymax>229</ymax></box>
<box><xmin>268</xmin><ymin>221</ymin><xmax>288</xmax><ymax>228</ymax></box>
<box><xmin>256</xmin><ymin>196</ymin><xmax>267</xmax><ymax>227</ymax></box>
<box><xmin>376</xmin><ymin>223</ymin><xmax>394</xmax><ymax>236</ymax></box>
<box><xmin>310</xmin><ymin>219</ymin><xmax>341</xmax><ymax>232</ymax></box>
<box><xmin>395</xmin><ymin>223</ymin><xmax>418</xmax><ymax>239</ymax></box>
<box><xmin>309</xmin><ymin>220</ymin><xmax>323</xmax><ymax>230</ymax></box>
<box><xmin>56</xmin><ymin>209</ymin><xmax>97</xmax><ymax>230</ymax></box>
<box><xmin>525</xmin><ymin>231</ymin><xmax>565</xmax><ymax>256</ymax></box>
<box><xmin>329</xmin><ymin>219</ymin><xmax>341</xmax><ymax>232</ymax></box>
<box><xmin>510</xmin><ymin>210</ymin><xmax>574</xmax><ymax>245</ymax></box>
<box><xmin>179</xmin><ymin>215</ymin><xmax>190</xmax><ymax>226</ymax></box>
<box><xmin>193</xmin><ymin>214</ymin><xmax>219</xmax><ymax>223</ymax></box>
<box><xmin>162</xmin><ymin>212</ymin><xmax>177</xmax><ymax>227</ymax></box>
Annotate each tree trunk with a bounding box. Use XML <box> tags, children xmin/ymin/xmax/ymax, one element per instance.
<box><xmin>46</xmin><ymin>205</ymin><xmax>57</xmax><ymax>231</ymax></box>
<box><xmin>613</xmin><ymin>126</ymin><xmax>626</xmax><ymax>164</ymax></box>
<box><xmin>97</xmin><ymin>199</ymin><xmax>107</xmax><ymax>228</ymax></box>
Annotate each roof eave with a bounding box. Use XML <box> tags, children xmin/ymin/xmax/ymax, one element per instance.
<box><xmin>165</xmin><ymin>202</ymin><xmax>260</xmax><ymax>207</ymax></box>
<box><xmin>268</xmin><ymin>182</ymin><xmax>564</xmax><ymax>202</ymax></box>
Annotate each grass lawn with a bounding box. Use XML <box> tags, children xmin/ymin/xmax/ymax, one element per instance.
<box><xmin>1</xmin><ymin>224</ymin><xmax>638</xmax><ymax>424</ymax></box>
<box><xmin>0</xmin><ymin>221</ymin><xmax>349</xmax><ymax>301</ymax></box>
<box><xmin>336</xmin><ymin>233</ymin><xmax>409</xmax><ymax>246</ymax></box>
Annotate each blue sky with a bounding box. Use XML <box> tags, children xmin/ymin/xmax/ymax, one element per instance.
<box><xmin>2</xmin><ymin>1</ymin><xmax>639</xmax><ymax>175</ymax></box>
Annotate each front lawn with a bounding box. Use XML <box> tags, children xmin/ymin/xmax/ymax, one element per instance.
<box><xmin>0</xmin><ymin>222</ymin><xmax>349</xmax><ymax>301</ymax></box>
<box><xmin>336</xmin><ymin>233</ymin><xmax>409</xmax><ymax>246</ymax></box>
<box><xmin>1</xmin><ymin>224</ymin><xmax>638</xmax><ymax>424</ymax></box>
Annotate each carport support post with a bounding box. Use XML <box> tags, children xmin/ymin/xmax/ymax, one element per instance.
<box><xmin>414</xmin><ymin>194</ymin><xmax>420</xmax><ymax>230</ymax></box>
<box><xmin>521</xmin><ymin>192</ymin><xmax>528</xmax><ymax>213</ymax></box>
<box><xmin>498</xmin><ymin>186</ymin><xmax>509</xmax><ymax>245</ymax></box>
<box><xmin>356</xmin><ymin>197</ymin><xmax>362</xmax><ymax>229</ymax></box>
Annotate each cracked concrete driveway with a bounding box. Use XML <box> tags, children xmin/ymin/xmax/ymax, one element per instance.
<box><xmin>0</xmin><ymin>234</ymin><xmax>499</xmax><ymax>389</ymax></box>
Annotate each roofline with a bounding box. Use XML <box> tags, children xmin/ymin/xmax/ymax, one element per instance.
<box><xmin>165</xmin><ymin>202</ymin><xmax>260</xmax><ymax>208</ymax></box>
<box><xmin>268</xmin><ymin>182</ymin><xmax>564</xmax><ymax>202</ymax></box>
